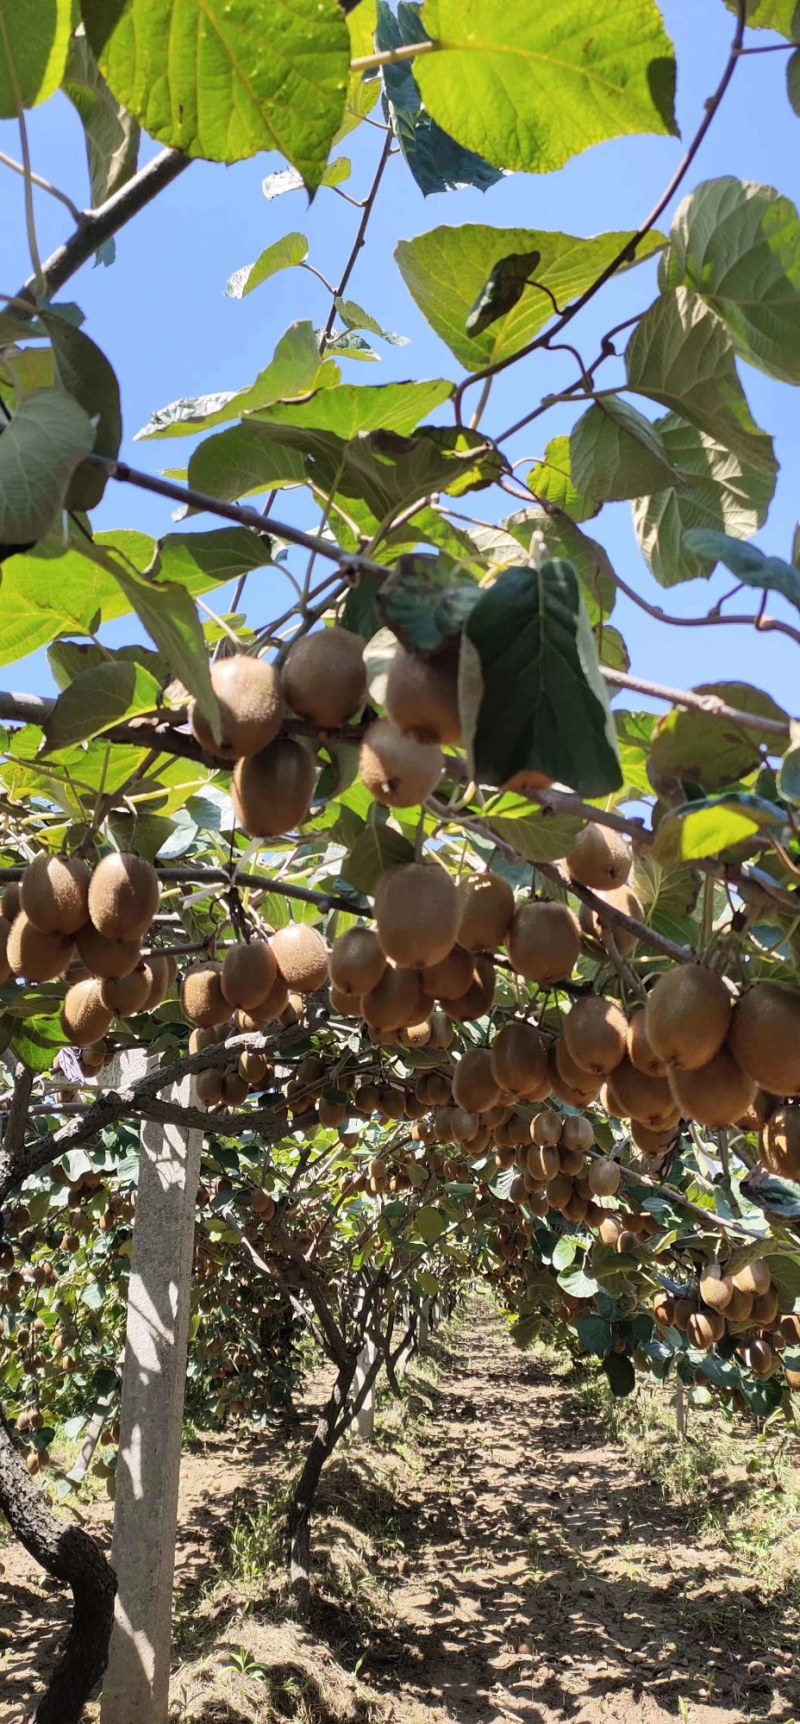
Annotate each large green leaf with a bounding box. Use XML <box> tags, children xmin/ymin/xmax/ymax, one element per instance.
<box><xmin>647</xmin><ymin>684</ymin><xmax>788</xmax><ymax>793</ymax></box>
<box><xmin>156</xmin><ymin>528</ymin><xmax>275</xmax><ymax>587</ymax></box>
<box><xmin>463</xmin><ymin>560</ymin><xmax>622</xmax><ymax>796</ymax></box>
<box><xmin>487</xmin><ymin>799</ymin><xmax>584</xmax><ymax>862</ymax></box>
<box><xmin>660</xmin><ymin>178</ymin><xmax>800</xmax><ymax>384</ymax></box>
<box><xmin>570</xmin><ymin>398</ymin><xmax>678</xmax><ymax>504</ymax></box>
<box><xmin>63</xmin><ymin>25</ymin><xmax>140</xmax><ymax>207</ymax></box>
<box><xmin>0</xmin><ymin>0</ymin><xmax>71</xmax><ymax>115</ymax></box>
<box><xmin>81</xmin><ymin>0</ymin><xmax>350</xmax><ymax>187</ymax></box>
<box><xmin>632</xmin><ymin>413</ymin><xmax>775</xmax><ymax>588</ymax></box>
<box><xmin>251</xmin><ymin>379</ymin><xmax>454</xmax><ymax>439</ymax></box>
<box><xmin>726</xmin><ymin>0</ymin><xmax>800</xmax><ymax>35</ymax></box>
<box><xmin>500</xmin><ymin>509</ymin><xmax>617</xmax><ymax>627</ymax></box>
<box><xmin>682</xmin><ymin>531</ymin><xmax>800</xmax><ymax>615</ymax></box>
<box><xmin>415</xmin><ymin>0</ymin><xmax>677</xmax><ymax>175</ymax></box>
<box><xmin>377</xmin><ymin>554</ymin><xmax>479</xmax><ymax>653</ymax></box>
<box><xmin>43</xmin><ymin>661</ymin><xmax>162</xmax><ymax>752</ymax></box>
<box><xmin>625</xmin><ymin>290</ymin><xmax>776</xmax><ymax>475</ymax></box>
<box><xmin>39</xmin><ymin>310</ymin><xmax>122</xmax><ymax>510</ymax></box>
<box><xmin>136</xmin><ymin>322</ymin><xmax>340</xmax><ymax>440</ymax></box>
<box><xmin>527</xmin><ymin>437</ymin><xmax>599</xmax><ymax>525</ymax></box>
<box><xmin>225</xmin><ymin>233</ymin><xmax>310</xmax><ymax>300</ymax></box>
<box><xmin>652</xmin><ymin>792</ymin><xmax>787</xmax><ymax>866</ymax></box>
<box><xmin>377</xmin><ymin>0</ymin><xmax>502</xmax><ymax>197</ymax></box>
<box><xmin>395</xmin><ymin>225</ymin><xmax>665</xmax><ymax>373</ymax></box>
<box><xmin>187</xmin><ymin>424</ymin><xmax>306</xmax><ymax>503</ymax></box>
<box><xmin>342</xmin><ymin>821</ymin><xmax>415</xmax><ymax>894</ymax></box>
<box><xmin>0</xmin><ymin>391</ymin><xmax>95</xmax><ymax>550</ymax></box>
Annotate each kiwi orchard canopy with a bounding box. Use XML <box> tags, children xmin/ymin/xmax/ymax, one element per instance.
<box><xmin>3</xmin><ymin>0</ymin><xmax>800</xmax><ymax>1716</ymax></box>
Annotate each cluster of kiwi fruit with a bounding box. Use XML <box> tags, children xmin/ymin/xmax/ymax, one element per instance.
<box><xmin>652</xmin><ymin>1259</ymin><xmax>800</xmax><ymax>1384</ymax></box>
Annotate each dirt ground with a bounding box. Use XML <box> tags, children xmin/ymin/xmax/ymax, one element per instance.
<box><xmin>1</xmin><ymin>1298</ymin><xmax>799</xmax><ymax>1723</ymax></box>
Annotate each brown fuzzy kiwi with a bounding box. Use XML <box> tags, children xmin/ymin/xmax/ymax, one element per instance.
<box><xmin>553</xmin><ymin>1040</ymin><xmax>603</xmax><ymax>1103</ymax></box>
<box><xmin>631</xmin><ymin>1119</ymin><xmax>676</xmax><ymax>1155</ymax></box>
<box><xmin>88</xmin><ymin>853</ymin><xmax>160</xmax><ymax>942</ymax></box>
<box><xmin>1</xmin><ymin>884</ymin><xmax>20</xmax><ymax>923</ymax></box>
<box><xmin>328</xmin><ymin>927</ymin><xmax>386</xmax><ymax>997</ymax></box>
<box><xmin>271</xmin><ymin>924</ymin><xmax>328</xmax><ymax>993</ymax></box>
<box><xmin>652</xmin><ymin>1291</ymin><xmax>675</xmax><ymax>1326</ymax></box>
<box><xmin>402</xmin><ymin>1017</ymin><xmax>433</xmax><ymax>1049</ymax></box>
<box><xmin>329</xmin><ymin>984</ymin><xmax>363</xmax><ymax>1018</ymax></box>
<box><xmin>318</xmin><ymin>1095</ymin><xmax>347</xmax><ymax>1128</ymax></box>
<box><xmin>232</xmin><ymin>737</ymin><xmax>317</xmax><ymax>838</ymax></box>
<box><xmin>385</xmin><ymin>644</ymin><xmax>461</xmax><ymax>744</ymax></box>
<box><xmin>255</xmin><ymin>970</ymin><xmax>291</xmax><ymax>1022</ymax></box>
<box><xmin>745</xmin><ymin>1337</ymin><xmax>775</xmax><ymax>1377</ymax></box>
<box><xmin>531</xmin><ymin>1108</ymin><xmax>563</xmax><ymax>1149</ymax></box>
<box><xmin>428</xmin><ymin>1008</ymin><xmax>453</xmax><ymax>1049</ymax></box>
<box><xmin>579</xmin><ymin>885</ymin><xmax>644</xmax><ymax>958</ymax></box>
<box><xmin>239</xmin><ymin>1050</ymin><xmax>269</xmax><ymax>1086</ymax></box>
<box><xmin>687</xmin><ymin>1308</ymin><xmax>725</xmax><ymax>1348</ymax></box>
<box><xmin>221</xmin><ymin>941</ymin><xmax>277</xmax><ymax>1011</ymax></box>
<box><xmin>490</xmin><ymin>1020</ymin><xmax>549</xmax><ymax>1099</ymax></box>
<box><xmin>561</xmin><ymin>1114</ymin><xmax>594</xmax><ymax>1153</ymax></box>
<box><xmin>99</xmin><ymin>964</ymin><xmax>152</xmax><ymax>1018</ymax></box>
<box><xmin>422</xmin><ymin>946</ymin><xmax>474</xmax><ymax>1001</ymax></box>
<box><xmin>565</xmin><ymin>825</ymin><xmax>632</xmax><ymax>891</ymax></box>
<box><xmin>604</xmin><ymin>1058</ymin><xmax>678</xmax><ymax>1129</ymax></box>
<box><xmin>191</xmin><ymin>654</ymin><xmax>283</xmax><ymax>760</ymax></box>
<box><xmin>562</xmin><ymin>996</ymin><xmax>628</xmax><ymax>1076</ymax></box>
<box><xmin>724</xmin><ymin>1285</ymin><xmax>753</xmax><ymax>1323</ymax></box>
<box><xmin>761</xmin><ymin>1104</ymin><xmax>800</xmax><ymax>1179</ymax></box>
<box><xmin>699</xmin><ymin>1266</ymin><xmax>733</xmax><ymax>1311</ymax></box>
<box><xmin>728</xmin><ymin>982</ymin><xmax>800</xmax><ymax>1097</ymax></box>
<box><xmin>644</xmin><ymin>964</ymin><xmax>732</xmax><ymax>1072</ymax></box>
<box><xmin>0</xmin><ymin>916</ymin><xmax>11</xmax><ymax>986</ymax></box>
<box><xmin>446</xmin><ymin>954</ymin><xmax>496</xmax><ymax>1022</ymax></box>
<box><xmin>181</xmin><ymin>962</ymin><xmax>230</xmax><ymax>1028</ymax></box>
<box><xmin>189</xmin><ymin>1027</ymin><xmax>216</xmax><ymax>1054</ymax></box>
<box><xmin>667</xmin><ymin>1045</ymin><xmax>756</xmax><ymax>1129</ymax></box>
<box><xmin>732</xmin><ymin>1259</ymin><xmax>771</xmax><ymax>1297</ymax></box>
<box><xmin>76</xmin><ymin>922</ymin><xmax>141</xmax><ymax>979</ymax></box>
<box><xmin>362</xmin><ymin>963</ymin><xmax>426</xmax><ymax>1032</ymax></box>
<box><xmin>281</xmin><ymin>628</ymin><xmax>366</xmax><ymax>729</ymax></box>
<box><xmin>8</xmin><ymin>914</ymin><xmax>74</xmax><ymax>982</ymax></box>
<box><xmin>781</xmin><ymin>1314</ymin><xmax>800</xmax><ymax>1344</ymax></box>
<box><xmin>626</xmin><ymin>1011</ymin><xmax>667</xmax><ymax>1077</ymax></box>
<box><xmin>222</xmin><ymin>1068</ymin><xmax>249</xmax><ymax>1106</ymax></box>
<box><xmin>752</xmin><ymin>1286</ymin><xmax>780</xmax><ymax>1326</ymax></box>
<box><xmin>452</xmin><ymin>1048</ymin><xmax>500</xmax><ymax>1114</ymax></box>
<box><xmin>62</xmin><ymin>979</ymin><xmax>114</xmax><ymax>1046</ymax></box>
<box><xmin>197</xmin><ymin>1068</ymin><xmax>224</xmax><ymax>1107</ymax></box>
<box><xmin>588</xmin><ymin>1157</ymin><xmax>620</xmax><ymax>1196</ymax></box>
<box><xmin>456</xmin><ymin>870</ymin><xmax>515</xmax><ymax>953</ymax></box>
<box><xmin>140</xmin><ymin>955</ymin><xmax>171</xmax><ymax>1011</ymax></box>
<box><xmin>374</xmin><ymin>862</ymin><xmax>458</xmax><ymax>970</ymax></box>
<box><xmin>359</xmin><ymin>719</ymin><xmax>442</xmax><ymax>808</ymax></box>
<box><xmin>507</xmin><ymin>900</ymin><xmax>580</xmax><ymax>984</ymax></box>
<box><xmin>21</xmin><ymin>855</ymin><xmax>91</xmax><ymax>936</ymax></box>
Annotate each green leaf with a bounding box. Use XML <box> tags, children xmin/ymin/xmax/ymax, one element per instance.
<box><xmin>81</xmin><ymin>0</ymin><xmax>350</xmax><ymax>187</ymax></box>
<box><xmin>500</xmin><ymin>510</ymin><xmax>617</xmax><ymax>629</ymax></box>
<box><xmin>43</xmin><ymin>661</ymin><xmax>162</xmax><ymax>752</ymax></box>
<box><xmin>625</xmin><ymin>290</ymin><xmax>776</xmax><ymax>476</ymax></box>
<box><xmin>652</xmin><ymin>793</ymin><xmax>787</xmax><ymax>867</ymax></box>
<box><xmin>558</xmin><ymin>1263</ymin><xmax>600</xmax><ymax>1300</ymax></box>
<box><xmin>0</xmin><ymin>391</ymin><xmax>95</xmax><ymax>550</ymax></box>
<box><xmin>157</xmin><ymin>528</ymin><xmax>274</xmax><ymax>587</ymax></box>
<box><xmin>415</xmin><ymin>0</ymin><xmax>677</xmax><ymax>175</ymax></box>
<box><xmin>570</xmin><ymin>398</ymin><xmax>678</xmax><ymax>504</ymax></box>
<box><xmin>415</xmin><ymin>1205</ymin><xmax>448</xmax><ymax>1245</ymax></box>
<box><xmin>251</xmin><ymin>379</ymin><xmax>453</xmax><ymax>439</ymax></box>
<box><xmin>342</xmin><ymin>821</ymin><xmax>415</xmax><ymax>894</ymax></box>
<box><xmin>39</xmin><ymin>310</ymin><xmax>122</xmax><ymax>510</ymax></box>
<box><xmin>63</xmin><ymin>24</ymin><xmax>140</xmax><ymax>207</ymax></box>
<box><xmin>335</xmin><ymin>299</ymin><xmax>409</xmax><ymax>348</ymax></box>
<box><xmin>647</xmin><ymin>683</ymin><xmax>788</xmax><ymax>793</ymax></box>
<box><xmin>487</xmin><ymin>802</ymin><xmax>585</xmax><ymax>863</ymax></box>
<box><xmin>726</xmin><ymin>0</ymin><xmax>800</xmax><ymax>37</ymax></box>
<box><xmin>377</xmin><ymin>0</ymin><xmax>502</xmax><ymax>198</ymax></box>
<box><xmin>778</xmin><ymin>743</ymin><xmax>800</xmax><ymax>805</ymax></box>
<box><xmin>225</xmin><ymin>233</ymin><xmax>310</xmax><ymax>300</ymax></box>
<box><xmin>187</xmin><ymin>424</ymin><xmax>306</xmax><ymax>503</ymax></box>
<box><xmin>466</xmin><ymin>250</ymin><xmax>542</xmax><ymax>337</ymax></box>
<box><xmin>11</xmin><ymin>1015</ymin><xmax>69</xmax><ymax>1071</ymax></box>
<box><xmin>682</xmin><ymin>531</ymin><xmax>800</xmax><ymax>615</ymax></box>
<box><xmin>633</xmin><ymin>413</ymin><xmax>775</xmax><ymax>588</ymax></box>
<box><xmin>576</xmin><ymin>1315</ymin><xmax>613</xmax><ymax>1358</ymax></box>
<box><xmin>603</xmin><ymin>1351</ymin><xmax>637</xmax><ymax>1397</ymax></box>
<box><xmin>742</xmin><ymin>1170</ymin><xmax>800</xmax><ymax>1219</ymax></box>
<box><xmin>377</xmin><ymin>555</ymin><xmax>479</xmax><ymax>654</ymax></box>
<box><xmin>463</xmin><ymin>560</ymin><xmax>622</xmax><ymax>797</ymax></box>
<box><xmin>788</xmin><ymin>47</ymin><xmax>800</xmax><ymax>115</ymax></box>
<box><xmin>261</xmin><ymin>155</ymin><xmax>353</xmax><ymax>199</ymax></box>
<box><xmin>136</xmin><ymin>322</ymin><xmax>340</xmax><ymax>439</ymax></box>
<box><xmin>527</xmin><ymin>437</ymin><xmax>599</xmax><ymax>525</ymax></box>
<box><xmin>632</xmin><ymin>854</ymin><xmax>700</xmax><ymax>945</ymax></box>
<box><xmin>660</xmin><ymin>177</ymin><xmax>800</xmax><ymax>385</ymax></box>
<box><xmin>395</xmin><ymin>224</ymin><xmax>665</xmax><ymax>373</ymax></box>
<box><xmin>0</xmin><ymin>0</ymin><xmax>71</xmax><ymax>115</ymax></box>
<box><xmin>552</xmin><ymin>1234</ymin><xmax>578</xmax><ymax>1271</ymax></box>
<box><xmin>91</xmin><ymin>549</ymin><xmax>221</xmax><ymax>745</ymax></box>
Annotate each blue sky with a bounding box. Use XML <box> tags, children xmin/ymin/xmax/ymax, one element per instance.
<box><xmin>1</xmin><ymin>1</ymin><xmax>799</xmax><ymax>714</ymax></box>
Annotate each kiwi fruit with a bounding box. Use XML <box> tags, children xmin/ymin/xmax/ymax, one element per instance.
<box><xmin>631</xmin><ymin>1119</ymin><xmax>675</xmax><ymax>1155</ymax></box>
<box><xmin>605</xmin><ymin>1058</ymin><xmax>678</xmax><ymax>1129</ymax></box>
<box><xmin>99</xmin><ymin>965</ymin><xmax>152</xmax><ymax>1018</ymax></box>
<box><xmin>141</xmin><ymin>955</ymin><xmax>172</xmax><ymax>1011</ymax></box>
<box><xmin>362</xmin><ymin>963</ymin><xmax>426</xmax><ymax>1032</ymax></box>
<box><xmin>2</xmin><ymin>884</ymin><xmax>21</xmax><ymax>922</ymax></box>
<box><xmin>21</xmin><ymin>855</ymin><xmax>91</xmax><ymax>936</ymax></box>
<box><xmin>191</xmin><ymin>654</ymin><xmax>283</xmax><ymax>760</ymax></box>
<box><xmin>732</xmin><ymin>1259</ymin><xmax>771</xmax><ymax>1297</ymax></box>
<box><xmin>447</xmin><ymin>954</ymin><xmax>495</xmax><ymax>1022</ymax></box>
<box><xmin>0</xmin><ymin>916</ymin><xmax>11</xmax><ymax>985</ymax></box>
<box><xmin>699</xmin><ymin>1266</ymin><xmax>733</xmax><ymax>1311</ymax></box>
<box><xmin>762</xmin><ymin>1104</ymin><xmax>800</xmax><ymax>1179</ymax></box>
<box><xmin>561</xmin><ymin>1114</ymin><xmax>594</xmax><ymax>1152</ymax></box>
<box><xmin>222</xmin><ymin>1068</ymin><xmax>249</xmax><ymax>1107</ymax></box>
<box><xmin>282</xmin><ymin>628</ymin><xmax>366</xmax><ymax>729</ymax></box>
<box><xmin>554</xmin><ymin>1040</ymin><xmax>603</xmax><ymax>1102</ymax></box>
<box><xmin>752</xmin><ymin>1286</ymin><xmax>779</xmax><ymax>1326</ymax></box>
<box><xmin>452</xmin><ymin>1048</ymin><xmax>501</xmax><ymax>1113</ymax></box>
<box><xmin>318</xmin><ymin>1095</ymin><xmax>347</xmax><ymax>1128</ymax></box>
<box><xmin>490</xmin><ymin>1020</ymin><xmax>549</xmax><ymax>1099</ymax></box>
<box><xmin>668</xmin><ymin>1045</ymin><xmax>756</xmax><ymax>1129</ymax></box>
<box><xmin>626</xmin><ymin>1011</ymin><xmax>666</xmax><ymax>1077</ymax></box>
<box><xmin>580</xmin><ymin>885</ymin><xmax>644</xmax><ymax>958</ymax></box>
<box><xmin>565</xmin><ymin>825</ymin><xmax>632</xmax><ymax>891</ymax></box>
<box><xmin>531</xmin><ymin>1108</ymin><xmax>562</xmax><ymax>1149</ymax></box>
<box><xmin>644</xmin><ymin>964</ymin><xmax>732</xmax><ymax>1072</ymax></box>
<box><xmin>189</xmin><ymin>1027</ymin><xmax>216</xmax><ymax>1055</ymax></box>
<box><xmin>374</xmin><ymin>862</ymin><xmax>458</xmax><ymax>970</ymax></box>
<box><xmin>251</xmin><ymin>1188</ymin><xmax>276</xmax><ymax>1219</ymax></box>
<box><xmin>422</xmin><ymin>946</ymin><xmax>474</xmax><ymax>1001</ymax></box>
<box><xmin>8</xmin><ymin>914</ymin><xmax>74</xmax><ymax>981</ymax></box>
<box><xmin>181</xmin><ymin>962</ymin><xmax>230</xmax><ymax>1028</ymax></box>
<box><xmin>588</xmin><ymin>1157</ymin><xmax>620</xmax><ymax>1196</ymax></box>
<box><xmin>428</xmin><ymin>1009</ymin><xmax>453</xmax><ymax>1050</ymax></box>
<box><xmin>271</xmin><ymin>924</ymin><xmax>328</xmax><ymax>993</ymax></box>
<box><xmin>359</xmin><ymin>719</ymin><xmax>442</xmax><ymax>808</ymax></box>
<box><xmin>328</xmin><ymin>927</ymin><xmax>385</xmax><ymax>997</ymax></box>
<box><xmin>62</xmin><ymin>979</ymin><xmax>114</xmax><ymax>1046</ymax></box>
<box><xmin>88</xmin><ymin>853</ymin><xmax>160</xmax><ymax>942</ymax></box>
<box><xmin>507</xmin><ymin>900</ymin><xmax>581</xmax><ymax>984</ymax></box>
<box><xmin>329</xmin><ymin>984</ymin><xmax>363</xmax><ymax>1018</ymax></box>
<box><xmin>725</xmin><ymin>1285</ymin><xmax>753</xmax><ymax>1322</ymax></box>
<box><xmin>687</xmin><ymin>1308</ymin><xmax>725</xmax><ymax>1348</ymax></box>
<box><xmin>232</xmin><ymin>737</ymin><xmax>317</xmax><ymax>838</ymax></box>
<box><xmin>745</xmin><ymin>1337</ymin><xmax>775</xmax><ymax>1377</ymax></box>
<box><xmin>403</xmin><ymin>1017</ymin><xmax>432</xmax><ymax>1049</ymax></box>
<box><xmin>728</xmin><ymin>982</ymin><xmax>800</xmax><ymax>1097</ymax></box>
<box><xmin>385</xmin><ymin>644</ymin><xmax>461</xmax><ymax>744</ymax></box>
<box><xmin>562</xmin><ymin>996</ymin><xmax>628</xmax><ymax>1076</ymax></box>
<box><xmin>456</xmin><ymin>871</ymin><xmax>515</xmax><ymax>952</ymax></box>
<box><xmin>76</xmin><ymin>922</ymin><xmax>141</xmax><ymax>980</ymax></box>
<box><xmin>221</xmin><ymin>941</ymin><xmax>277</xmax><ymax>1011</ymax></box>
<box><xmin>197</xmin><ymin>1068</ymin><xmax>224</xmax><ymax>1107</ymax></box>
<box><xmin>257</xmin><ymin>971</ymin><xmax>290</xmax><ymax>1021</ymax></box>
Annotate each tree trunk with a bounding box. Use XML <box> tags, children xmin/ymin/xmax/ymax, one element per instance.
<box><xmin>0</xmin><ymin>1412</ymin><xmax>116</xmax><ymax>1724</ymax></box>
<box><xmin>287</xmin><ymin>1356</ymin><xmax>357</xmax><ymax>1606</ymax></box>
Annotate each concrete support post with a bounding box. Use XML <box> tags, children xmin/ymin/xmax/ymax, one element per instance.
<box><xmin>418</xmin><ymin>1299</ymin><xmax>430</xmax><ymax>1352</ymax></box>
<box><xmin>397</xmin><ymin>1307</ymin><xmax>413</xmax><ymax>1379</ymax></box>
<box><xmin>353</xmin><ymin>1330</ymin><xmax>378</xmax><ymax>1441</ymax></box>
<box><xmin>101</xmin><ymin>1054</ymin><xmax>203</xmax><ymax>1724</ymax></box>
